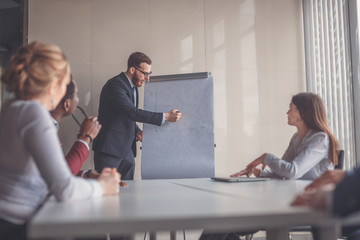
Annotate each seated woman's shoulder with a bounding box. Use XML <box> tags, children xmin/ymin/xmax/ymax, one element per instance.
<box><xmin>309</xmin><ymin>130</ymin><xmax>327</xmax><ymax>136</ymax></box>
<box><xmin>5</xmin><ymin>100</ymin><xmax>49</xmax><ymax>120</ymax></box>
<box><xmin>306</xmin><ymin>130</ymin><xmax>329</xmax><ymax>144</ymax></box>
<box><xmin>10</xmin><ymin>100</ymin><xmax>41</xmax><ymax>111</ymax></box>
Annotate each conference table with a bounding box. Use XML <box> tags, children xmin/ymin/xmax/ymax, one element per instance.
<box><xmin>28</xmin><ymin>178</ymin><xmax>338</xmax><ymax>240</ymax></box>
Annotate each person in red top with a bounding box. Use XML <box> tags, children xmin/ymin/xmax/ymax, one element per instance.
<box><xmin>51</xmin><ymin>78</ymin><xmax>102</xmax><ymax>178</ymax></box>
<box><xmin>52</xmin><ymin>79</ymin><xmax>128</xmax><ymax>191</ymax></box>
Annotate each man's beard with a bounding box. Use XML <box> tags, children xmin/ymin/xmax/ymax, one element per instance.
<box><xmin>132</xmin><ymin>74</ymin><xmax>141</xmax><ymax>87</ymax></box>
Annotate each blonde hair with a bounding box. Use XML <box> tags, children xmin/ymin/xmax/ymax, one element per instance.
<box><xmin>1</xmin><ymin>41</ymin><xmax>70</xmax><ymax>100</ymax></box>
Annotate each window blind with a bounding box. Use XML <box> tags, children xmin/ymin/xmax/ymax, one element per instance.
<box><xmin>303</xmin><ymin>0</ymin><xmax>356</xmax><ymax>169</ymax></box>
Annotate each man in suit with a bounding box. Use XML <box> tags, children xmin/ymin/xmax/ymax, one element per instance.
<box><xmin>292</xmin><ymin>168</ymin><xmax>360</xmax><ymax>240</ymax></box>
<box><xmin>93</xmin><ymin>52</ymin><xmax>182</xmax><ymax>180</ymax></box>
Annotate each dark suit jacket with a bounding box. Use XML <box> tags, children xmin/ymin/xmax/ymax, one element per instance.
<box><xmin>333</xmin><ymin>167</ymin><xmax>360</xmax><ymax>216</ymax></box>
<box><xmin>93</xmin><ymin>72</ymin><xmax>163</xmax><ymax>158</ymax></box>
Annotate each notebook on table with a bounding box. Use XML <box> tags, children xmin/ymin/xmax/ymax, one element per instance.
<box><xmin>211</xmin><ymin>177</ymin><xmax>270</xmax><ymax>182</ymax></box>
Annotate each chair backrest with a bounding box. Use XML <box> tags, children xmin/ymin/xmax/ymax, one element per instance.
<box><xmin>335</xmin><ymin>150</ymin><xmax>344</xmax><ymax>170</ymax></box>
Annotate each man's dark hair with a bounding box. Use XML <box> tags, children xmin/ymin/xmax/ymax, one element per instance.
<box><xmin>127</xmin><ymin>52</ymin><xmax>152</xmax><ymax>70</ymax></box>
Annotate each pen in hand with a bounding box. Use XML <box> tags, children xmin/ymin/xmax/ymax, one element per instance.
<box><xmin>166</xmin><ymin>109</ymin><xmax>182</xmax><ymax>122</ymax></box>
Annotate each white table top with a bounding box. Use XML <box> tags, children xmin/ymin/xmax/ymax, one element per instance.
<box><xmin>28</xmin><ymin>178</ymin><xmax>332</xmax><ymax>239</ymax></box>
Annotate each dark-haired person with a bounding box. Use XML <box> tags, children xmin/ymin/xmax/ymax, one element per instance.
<box><xmin>0</xmin><ymin>41</ymin><xmax>120</xmax><ymax>240</ymax></box>
<box><xmin>291</xmin><ymin>168</ymin><xmax>360</xmax><ymax>240</ymax></box>
<box><xmin>93</xmin><ymin>52</ymin><xmax>182</xmax><ymax>180</ymax></box>
<box><xmin>200</xmin><ymin>92</ymin><xmax>340</xmax><ymax>240</ymax></box>
<box><xmin>232</xmin><ymin>92</ymin><xmax>339</xmax><ymax>180</ymax></box>
<box><xmin>51</xmin><ymin>79</ymin><xmax>102</xmax><ymax>178</ymax></box>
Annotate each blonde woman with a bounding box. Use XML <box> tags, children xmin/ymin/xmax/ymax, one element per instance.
<box><xmin>0</xmin><ymin>41</ymin><xmax>120</xmax><ymax>240</ymax></box>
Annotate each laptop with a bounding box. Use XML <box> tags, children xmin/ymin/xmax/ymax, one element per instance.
<box><xmin>211</xmin><ymin>177</ymin><xmax>270</xmax><ymax>182</ymax></box>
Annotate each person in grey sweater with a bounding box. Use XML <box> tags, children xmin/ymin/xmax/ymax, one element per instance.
<box><xmin>200</xmin><ymin>92</ymin><xmax>340</xmax><ymax>240</ymax></box>
<box><xmin>232</xmin><ymin>92</ymin><xmax>339</xmax><ymax>180</ymax></box>
<box><xmin>0</xmin><ymin>41</ymin><xmax>121</xmax><ymax>240</ymax></box>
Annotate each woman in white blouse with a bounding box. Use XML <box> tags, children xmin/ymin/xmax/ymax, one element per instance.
<box><xmin>0</xmin><ymin>41</ymin><xmax>120</xmax><ymax>240</ymax></box>
<box><xmin>232</xmin><ymin>92</ymin><xmax>339</xmax><ymax>180</ymax></box>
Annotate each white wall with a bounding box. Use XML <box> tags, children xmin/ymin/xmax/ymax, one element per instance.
<box><xmin>28</xmin><ymin>0</ymin><xmax>306</xmax><ymax>179</ymax></box>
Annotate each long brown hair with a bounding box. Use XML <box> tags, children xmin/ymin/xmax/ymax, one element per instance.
<box><xmin>292</xmin><ymin>92</ymin><xmax>339</xmax><ymax>165</ymax></box>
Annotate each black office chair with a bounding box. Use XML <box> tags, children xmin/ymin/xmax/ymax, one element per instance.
<box><xmin>288</xmin><ymin>149</ymin><xmax>345</xmax><ymax>240</ymax></box>
<box><xmin>335</xmin><ymin>149</ymin><xmax>345</xmax><ymax>170</ymax></box>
